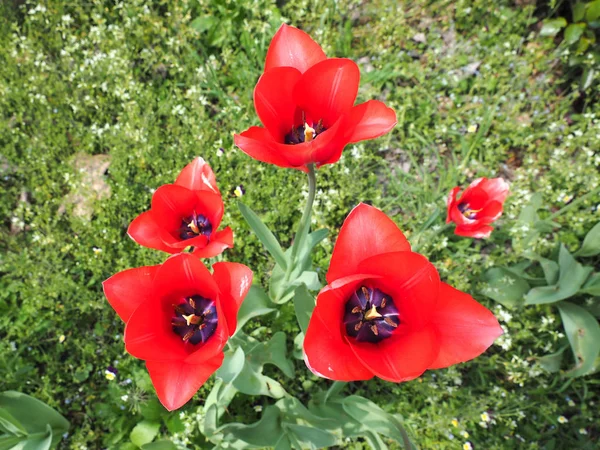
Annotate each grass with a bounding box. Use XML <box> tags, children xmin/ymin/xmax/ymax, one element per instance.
<box><xmin>0</xmin><ymin>0</ymin><xmax>598</xmax><ymax>448</ymax></box>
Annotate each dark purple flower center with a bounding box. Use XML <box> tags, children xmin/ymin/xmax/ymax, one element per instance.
<box><xmin>171</xmin><ymin>295</ymin><xmax>217</xmax><ymax>345</ymax></box>
<box><xmin>179</xmin><ymin>211</ymin><xmax>212</xmax><ymax>240</ymax></box>
<box><xmin>344</xmin><ymin>286</ymin><xmax>400</xmax><ymax>343</ymax></box>
<box><xmin>458</xmin><ymin>202</ymin><xmax>480</xmax><ymax>220</ymax></box>
<box><xmin>284</xmin><ymin>120</ymin><xmax>326</xmax><ymax>145</ymax></box>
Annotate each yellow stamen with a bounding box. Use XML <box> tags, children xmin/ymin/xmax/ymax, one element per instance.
<box><xmin>188</xmin><ymin>221</ymin><xmax>200</xmax><ymax>234</ymax></box>
<box><xmin>304</xmin><ymin>123</ymin><xmax>315</xmax><ymax>142</ymax></box>
<box><xmin>364</xmin><ymin>305</ymin><xmax>382</xmax><ymax>320</ymax></box>
<box><xmin>462</xmin><ymin>207</ymin><xmax>483</xmax><ymax>218</ymax></box>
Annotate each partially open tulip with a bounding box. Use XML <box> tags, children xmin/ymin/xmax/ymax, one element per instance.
<box><xmin>128</xmin><ymin>158</ymin><xmax>234</xmax><ymax>257</ymax></box>
<box><xmin>234</xmin><ymin>24</ymin><xmax>397</xmax><ymax>171</ymax></box>
<box><xmin>447</xmin><ymin>177</ymin><xmax>510</xmax><ymax>238</ymax></box>
<box><xmin>303</xmin><ymin>204</ymin><xmax>502</xmax><ymax>382</ymax></box>
<box><xmin>103</xmin><ymin>254</ymin><xmax>252</xmax><ymax>410</ymax></box>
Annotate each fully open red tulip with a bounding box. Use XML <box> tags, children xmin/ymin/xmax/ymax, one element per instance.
<box><xmin>128</xmin><ymin>158</ymin><xmax>234</xmax><ymax>257</ymax></box>
<box><xmin>234</xmin><ymin>24</ymin><xmax>397</xmax><ymax>171</ymax></box>
<box><xmin>303</xmin><ymin>203</ymin><xmax>502</xmax><ymax>382</ymax></box>
<box><xmin>446</xmin><ymin>177</ymin><xmax>509</xmax><ymax>239</ymax></box>
<box><xmin>103</xmin><ymin>254</ymin><xmax>252</xmax><ymax>410</ymax></box>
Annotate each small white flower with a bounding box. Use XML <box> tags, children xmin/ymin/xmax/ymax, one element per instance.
<box><xmin>558</xmin><ymin>416</ymin><xmax>568</xmax><ymax>424</ymax></box>
<box><xmin>121</xmin><ymin>395</ymin><xmax>129</xmax><ymax>402</ymax></box>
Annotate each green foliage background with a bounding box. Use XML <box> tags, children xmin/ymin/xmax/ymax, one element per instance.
<box><xmin>0</xmin><ymin>0</ymin><xmax>598</xmax><ymax>448</ymax></box>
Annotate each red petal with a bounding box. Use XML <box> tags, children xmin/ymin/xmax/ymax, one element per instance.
<box><xmin>194</xmin><ymin>191</ymin><xmax>225</xmax><ymax>231</ymax></box>
<box><xmin>103</xmin><ymin>265</ymin><xmax>160</xmax><ymax>322</ymax></box>
<box><xmin>280</xmin><ymin>118</ymin><xmax>346</xmax><ymax>167</ymax></box>
<box><xmin>264</xmin><ymin>24</ymin><xmax>327</xmax><ymax>74</ymax></box>
<box><xmin>193</xmin><ymin>227</ymin><xmax>234</xmax><ymax>258</ymax></box>
<box><xmin>151</xmin><ymin>184</ymin><xmax>198</xmax><ymax>231</ymax></box>
<box><xmin>212</xmin><ymin>262</ymin><xmax>253</xmax><ymax>335</ymax></box>
<box><xmin>303</xmin><ymin>275</ymin><xmax>377</xmax><ymax>381</ymax></box>
<box><xmin>445</xmin><ymin>187</ymin><xmax>460</xmax><ymax>224</ymax></box>
<box><xmin>478</xmin><ymin>178</ymin><xmax>509</xmax><ymax>204</ymax></box>
<box><xmin>346</xmin><ymin>100</ymin><xmax>397</xmax><ymax>143</ymax></box>
<box><xmin>349</xmin><ymin>324</ymin><xmax>438</xmax><ymax>382</ymax></box>
<box><xmin>454</xmin><ymin>224</ymin><xmax>494</xmax><ymax>239</ymax></box>
<box><xmin>357</xmin><ymin>252</ymin><xmax>440</xmax><ymax>328</ymax></box>
<box><xmin>146</xmin><ymin>354</ymin><xmax>224</xmax><ymax>411</ymax></box>
<box><xmin>234</xmin><ymin>127</ymin><xmax>296</xmax><ymax>169</ymax></box>
<box><xmin>428</xmin><ymin>283</ymin><xmax>502</xmax><ymax>369</ymax></box>
<box><xmin>154</xmin><ymin>253</ymin><xmax>219</xmax><ymax>301</ymax></box>
<box><xmin>254</xmin><ymin>67</ymin><xmax>302</xmax><ymax>140</ymax></box>
<box><xmin>327</xmin><ymin>203</ymin><xmax>410</xmax><ymax>283</ymax></box>
<box><xmin>128</xmin><ymin>211</ymin><xmax>179</xmax><ymax>254</ymax></box>
<box><xmin>294</xmin><ymin>58</ymin><xmax>360</xmax><ymax>128</ymax></box>
<box><xmin>175</xmin><ymin>157</ymin><xmax>220</xmax><ymax>194</ymax></box>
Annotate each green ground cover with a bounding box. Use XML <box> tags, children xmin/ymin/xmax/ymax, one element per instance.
<box><xmin>0</xmin><ymin>0</ymin><xmax>598</xmax><ymax>448</ymax></box>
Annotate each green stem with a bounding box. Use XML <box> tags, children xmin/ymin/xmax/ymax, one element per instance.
<box><xmin>290</xmin><ymin>164</ymin><xmax>317</xmax><ymax>266</ymax></box>
<box><xmin>547</xmin><ymin>185</ymin><xmax>600</xmax><ymax>221</ymax></box>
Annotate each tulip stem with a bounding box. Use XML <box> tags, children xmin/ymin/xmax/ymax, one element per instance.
<box><xmin>290</xmin><ymin>163</ymin><xmax>317</xmax><ymax>268</ymax></box>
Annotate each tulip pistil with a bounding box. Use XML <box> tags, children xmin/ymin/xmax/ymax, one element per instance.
<box><xmin>344</xmin><ymin>286</ymin><xmax>400</xmax><ymax>343</ymax></box>
<box><xmin>458</xmin><ymin>203</ymin><xmax>482</xmax><ymax>220</ymax></box>
<box><xmin>284</xmin><ymin>119</ymin><xmax>326</xmax><ymax>145</ymax></box>
<box><xmin>179</xmin><ymin>211</ymin><xmax>212</xmax><ymax>240</ymax></box>
<box><xmin>172</xmin><ymin>295</ymin><xmax>218</xmax><ymax>345</ymax></box>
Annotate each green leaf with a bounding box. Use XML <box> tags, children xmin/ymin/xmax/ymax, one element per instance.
<box><xmin>538</xmin><ymin>345</ymin><xmax>568</xmax><ymax>373</ymax></box>
<box><xmin>580</xmin><ymin>273</ymin><xmax>600</xmax><ymax>296</ymax></box>
<box><xmin>284</xmin><ymin>423</ymin><xmax>337</xmax><ymax>448</ymax></box>
<box><xmin>220</xmin><ymin>405</ymin><xmax>283</xmax><ymax>448</ymax></box>
<box><xmin>482</xmin><ymin>267</ymin><xmax>530</xmax><ymax>308</ymax></box>
<box><xmin>216</xmin><ymin>347</ymin><xmax>245</xmax><ymax>383</ymax></box>
<box><xmin>141</xmin><ymin>440</ymin><xmax>178</xmax><ymax>450</ymax></box>
<box><xmin>235</xmin><ymin>285</ymin><xmax>275</xmax><ymax>333</ymax></box>
<box><xmin>293</xmin><ymin>284</ymin><xmax>315</xmax><ymax>334</ymax></box>
<box><xmin>573</xmin><ymin>2</ymin><xmax>586</xmax><ymax>22</ymax></box>
<box><xmin>0</xmin><ymin>391</ymin><xmax>69</xmax><ymax>441</ymax></box>
<box><xmin>139</xmin><ymin>399</ymin><xmax>163</xmax><ymax>422</ymax></box>
<box><xmin>130</xmin><ymin>421</ymin><xmax>160</xmax><ymax>447</ymax></box>
<box><xmin>540</xmin><ymin>17</ymin><xmax>567</xmax><ymax>36</ymax></box>
<box><xmin>342</xmin><ymin>396</ymin><xmax>412</xmax><ymax>447</ymax></box>
<box><xmin>0</xmin><ymin>408</ymin><xmax>27</xmax><ymax>435</ymax></box>
<box><xmin>586</xmin><ymin>0</ymin><xmax>600</xmax><ymax>21</ymax></box>
<box><xmin>558</xmin><ymin>302</ymin><xmax>600</xmax><ymax>377</ymax></box>
<box><xmin>525</xmin><ymin>245</ymin><xmax>593</xmax><ymax>305</ymax></box>
<box><xmin>238</xmin><ymin>201</ymin><xmax>288</xmax><ymax>270</ymax></box>
<box><xmin>564</xmin><ymin>23</ymin><xmax>586</xmax><ymax>45</ymax></box>
<box><xmin>580</xmin><ymin>67</ymin><xmax>595</xmax><ymax>91</ymax></box>
<box><xmin>575</xmin><ymin>222</ymin><xmax>600</xmax><ymax>257</ymax></box>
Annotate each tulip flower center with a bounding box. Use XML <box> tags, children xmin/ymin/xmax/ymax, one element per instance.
<box><xmin>284</xmin><ymin>120</ymin><xmax>326</xmax><ymax>145</ymax></box>
<box><xmin>179</xmin><ymin>211</ymin><xmax>212</xmax><ymax>240</ymax></box>
<box><xmin>344</xmin><ymin>286</ymin><xmax>400</xmax><ymax>343</ymax></box>
<box><xmin>171</xmin><ymin>295</ymin><xmax>218</xmax><ymax>345</ymax></box>
<box><xmin>458</xmin><ymin>203</ymin><xmax>482</xmax><ymax>220</ymax></box>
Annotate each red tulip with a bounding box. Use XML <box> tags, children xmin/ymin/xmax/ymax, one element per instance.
<box><xmin>234</xmin><ymin>24</ymin><xmax>397</xmax><ymax>171</ymax></box>
<box><xmin>128</xmin><ymin>158</ymin><xmax>234</xmax><ymax>257</ymax></box>
<box><xmin>103</xmin><ymin>254</ymin><xmax>252</xmax><ymax>410</ymax></box>
<box><xmin>446</xmin><ymin>177</ymin><xmax>509</xmax><ymax>239</ymax></box>
<box><xmin>303</xmin><ymin>204</ymin><xmax>502</xmax><ymax>382</ymax></box>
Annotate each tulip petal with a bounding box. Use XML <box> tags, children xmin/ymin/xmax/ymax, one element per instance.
<box><xmin>327</xmin><ymin>203</ymin><xmax>410</xmax><ymax>283</ymax></box>
<box><xmin>146</xmin><ymin>353</ymin><xmax>224</xmax><ymax>411</ymax></box>
<box><xmin>349</xmin><ymin>324</ymin><xmax>438</xmax><ymax>382</ymax></box>
<box><xmin>346</xmin><ymin>100</ymin><xmax>397</xmax><ymax>143</ymax></box>
<box><xmin>477</xmin><ymin>178</ymin><xmax>510</xmax><ymax>204</ymax></box>
<box><xmin>294</xmin><ymin>58</ymin><xmax>360</xmax><ymax>128</ymax></box>
<box><xmin>454</xmin><ymin>224</ymin><xmax>494</xmax><ymax>239</ymax></box>
<box><xmin>428</xmin><ymin>283</ymin><xmax>503</xmax><ymax>369</ymax></box>
<box><xmin>194</xmin><ymin>190</ymin><xmax>225</xmax><ymax>231</ymax></box>
<box><xmin>154</xmin><ymin>253</ymin><xmax>219</xmax><ymax>301</ymax></box>
<box><xmin>234</xmin><ymin>127</ymin><xmax>296</xmax><ymax>169</ymax></box>
<box><xmin>151</xmin><ymin>184</ymin><xmax>198</xmax><ymax>231</ymax></box>
<box><xmin>212</xmin><ymin>262</ymin><xmax>253</xmax><ymax>335</ymax></box>
<box><xmin>445</xmin><ymin>186</ymin><xmax>461</xmax><ymax>224</ymax></box>
<box><xmin>303</xmin><ymin>275</ymin><xmax>377</xmax><ymax>381</ymax></box>
<box><xmin>193</xmin><ymin>227</ymin><xmax>234</xmax><ymax>258</ymax></box>
<box><xmin>175</xmin><ymin>157</ymin><xmax>219</xmax><ymax>194</ymax></box>
<box><xmin>264</xmin><ymin>24</ymin><xmax>327</xmax><ymax>74</ymax></box>
<box><xmin>254</xmin><ymin>67</ymin><xmax>302</xmax><ymax>140</ymax></box>
<box><xmin>357</xmin><ymin>251</ymin><xmax>440</xmax><ymax>328</ymax></box>
<box><xmin>128</xmin><ymin>211</ymin><xmax>178</xmax><ymax>253</ymax></box>
<box><xmin>103</xmin><ymin>265</ymin><xmax>160</xmax><ymax>322</ymax></box>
